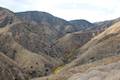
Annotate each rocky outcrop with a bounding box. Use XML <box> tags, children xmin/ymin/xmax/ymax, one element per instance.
<box><xmin>0</xmin><ymin>7</ymin><xmax>19</xmax><ymax>27</ymax></box>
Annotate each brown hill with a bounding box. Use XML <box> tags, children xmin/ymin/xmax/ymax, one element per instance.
<box><xmin>0</xmin><ymin>7</ymin><xmax>19</xmax><ymax>27</ymax></box>
<box><xmin>16</xmin><ymin>11</ymin><xmax>101</xmax><ymax>42</ymax></box>
<box><xmin>69</xmin><ymin>19</ymin><xmax>94</xmax><ymax>31</ymax></box>
<box><xmin>59</xmin><ymin>21</ymin><xmax>120</xmax><ymax>73</ymax></box>
<box><xmin>16</xmin><ymin>11</ymin><xmax>75</xmax><ymax>38</ymax></box>
<box><xmin>56</xmin><ymin>31</ymin><xmax>94</xmax><ymax>62</ymax></box>
<box><xmin>56</xmin><ymin>18</ymin><xmax>120</xmax><ymax>62</ymax></box>
<box><xmin>87</xmin><ymin>17</ymin><xmax>120</xmax><ymax>32</ymax></box>
<box><xmin>68</xmin><ymin>56</ymin><xmax>120</xmax><ymax>80</ymax></box>
<box><xmin>31</xmin><ymin>55</ymin><xmax>120</xmax><ymax>80</ymax></box>
<box><xmin>0</xmin><ymin>52</ymin><xmax>27</xmax><ymax>80</ymax></box>
<box><xmin>0</xmin><ymin>25</ymin><xmax>62</xmax><ymax>78</ymax></box>
<box><xmin>1</xmin><ymin>6</ymin><xmax>120</xmax><ymax>80</ymax></box>
<box><xmin>0</xmin><ymin>7</ymin><xmax>66</xmax><ymax>78</ymax></box>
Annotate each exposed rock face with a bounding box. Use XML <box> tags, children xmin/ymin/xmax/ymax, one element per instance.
<box><xmin>0</xmin><ymin>7</ymin><xmax>19</xmax><ymax>27</ymax></box>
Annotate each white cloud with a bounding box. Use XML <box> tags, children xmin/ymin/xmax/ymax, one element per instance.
<box><xmin>0</xmin><ymin>0</ymin><xmax>120</xmax><ymax>22</ymax></box>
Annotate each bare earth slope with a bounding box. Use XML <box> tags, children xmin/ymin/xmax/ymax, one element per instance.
<box><xmin>0</xmin><ymin>52</ymin><xmax>27</xmax><ymax>80</ymax></box>
<box><xmin>56</xmin><ymin>31</ymin><xmax>94</xmax><ymax>62</ymax></box>
<box><xmin>29</xmin><ymin>20</ymin><xmax>120</xmax><ymax>80</ymax></box>
<box><xmin>0</xmin><ymin>7</ymin><xmax>65</xmax><ymax>79</ymax></box>
<box><xmin>31</xmin><ymin>55</ymin><xmax>120</xmax><ymax>80</ymax></box>
<box><xmin>59</xmin><ymin>21</ymin><xmax>120</xmax><ymax>73</ymax></box>
<box><xmin>1</xmin><ymin>6</ymin><xmax>120</xmax><ymax>80</ymax></box>
<box><xmin>0</xmin><ymin>24</ymin><xmax>61</xmax><ymax>78</ymax></box>
<box><xmin>68</xmin><ymin>58</ymin><xmax>120</xmax><ymax>80</ymax></box>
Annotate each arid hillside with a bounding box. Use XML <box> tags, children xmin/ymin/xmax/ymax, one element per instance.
<box><xmin>33</xmin><ymin>21</ymin><xmax>120</xmax><ymax>80</ymax></box>
<box><xmin>0</xmin><ymin>52</ymin><xmax>28</xmax><ymax>80</ymax></box>
<box><xmin>1</xmin><ymin>6</ymin><xmax>120</xmax><ymax>80</ymax></box>
<box><xmin>31</xmin><ymin>55</ymin><xmax>120</xmax><ymax>80</ymax></box>
<box><xmin>60</xmin><ymin>21</ymin><xmax>120</xmax><ymax>71</ymax></box>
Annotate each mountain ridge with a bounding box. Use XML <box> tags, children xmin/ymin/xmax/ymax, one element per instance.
<box><xmin>1</xmin><ymin>6</ymin><xmax>120</xmax><ymax>80</ymax></box>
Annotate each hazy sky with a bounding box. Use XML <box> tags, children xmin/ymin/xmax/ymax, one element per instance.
<box><xmin>0</xmin><ymin>0</ymin><xmax>120</xmax><ymax>22</ymax></box>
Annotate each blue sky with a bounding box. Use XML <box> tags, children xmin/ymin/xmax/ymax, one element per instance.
<box><xmin>0</xmin><ymin>0</ymin><xmax>120</xmax><ymax>22</ymax></box>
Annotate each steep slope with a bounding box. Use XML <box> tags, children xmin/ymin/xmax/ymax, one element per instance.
<box><xmin>1</xmin><ymin>6</ymin><xmax>120</xmax><ymax>80</ymax></box>
<box><xmin>59</xmin><ymin>21</ymin><xmax>120</xmax><ymax>73</ymax></box>
<box><xmin>16</xmin><ymin>11</ymin><xmax>120</xmax><ymax>63</ymax></box>
<box><xmin>15</xmin><ymin>11</ymin><xmax>99</xmax><ymax>63</ymax></box>
<box><xmin>0</xmin><ymin>7</ymin><xmax>19</xmax><ymax>27</ymax></box>
<box><xmin>0</xmin><ymin>24</ymin><xmax>62</xmax><ymax>78</ymax></box>
<box><xmin>16</xmin><ymin>11</ymin><xmax>96</xmax><ymax>39</ymax></box>
<box><xmin>56</xmin><ymin>31</ymin><xmax>94</xmax><ymax>62</ymax></box>
<box><xmin>31</xmin><ymin>55</ymin><xmax>120</xmax><ymax>80</ymax></box>
<box><xmin>0</xmin><ymin>52</ymin><xmax>27</xmax><ymax>80</ymax></box>
<box><xmin>9</xmin><ymin>22</ymin><xmax>63</xmax><ymax>59</ymax></box>
<box><xmin>15</xmin><ymin>11</ymin><xmax>76</xmax><ymax>37</ymax></box>
<box><xmin>0</xmin><ymin>7</ymin><xmax>64</xmax><ymax>62</ymax></box>
<box><xmin>59</xmin><ymin>18</ymin><xmax>120</xmax><ymax>59</ymax></box>
<box><xmin>0</xmin><ymin>7</ymin><xmax>65</xmax><ymax>78</ymax></box>
<box><xmin>68</xmin><ymin>58</ymin><xmax>120</xmax><ymax>80</ymax></box>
